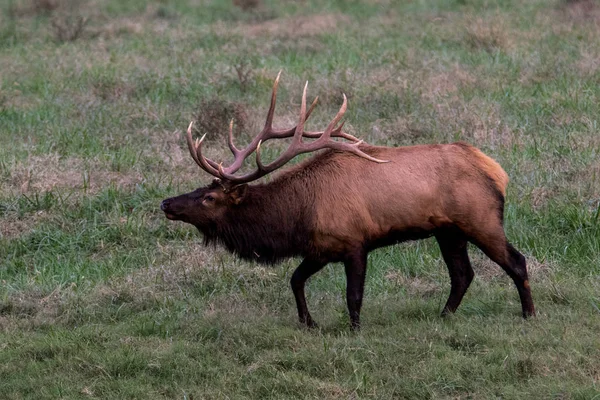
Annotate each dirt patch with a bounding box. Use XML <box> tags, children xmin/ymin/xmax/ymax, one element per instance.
<box><xmin>0</xmin><ymin>213</ymin><xmax>47</xmax><ymax>240</ymax></box>
<box><xmin>238</xmin><ymin>13</ymin><xmax>351</xmax><ymax>38</ymax></box>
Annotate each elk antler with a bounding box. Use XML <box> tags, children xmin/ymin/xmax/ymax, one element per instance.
<box><xmin>187</xmin><ymin>72</ymin><xmax>388</xmax><ymax>184</ymax></box>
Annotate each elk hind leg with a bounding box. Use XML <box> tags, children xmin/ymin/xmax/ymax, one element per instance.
<box><xmin>470</xmin><ymin>225</ymin><xmax>535</xmax><ymax>318</ymax></box>
<box><xmin>435</xmin><ymin>231</ymin><xmax>474</xmax><ymax>316</ymax></box>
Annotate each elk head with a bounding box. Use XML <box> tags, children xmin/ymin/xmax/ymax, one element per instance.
<box><xmin>161</xmin><ymin>178</ymin><xmax>247</xmax><ymax>225</ymax></box>
<box><xmin>160</xmin><ymin>72</ymin><xmax>386</xmax><ymax>229</ymax></box>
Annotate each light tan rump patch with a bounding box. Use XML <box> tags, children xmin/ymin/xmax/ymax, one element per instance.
<box><xmin>465</xmin><ymin>145</ymin><xmax>509</xmax><ymax>197</ymax></box>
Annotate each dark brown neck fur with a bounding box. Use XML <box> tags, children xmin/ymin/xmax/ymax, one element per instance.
<box><xmin>199</xmin><ymin>162</ymin><xmax>325</xmax><ymax>263</ymax></box>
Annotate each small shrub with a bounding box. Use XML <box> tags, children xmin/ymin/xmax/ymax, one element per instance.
<box><xmin>464</xmin><ymin>18</ymin><xmax>509</xmax><ymax>53</ymax></box>
<box><xmin>51</xmin><ymin>14</ymin><xmax>88</xmax><ymax>42</ymax></box>
<box><xmin>8</xmin><ymin>0</ymin><xmax>58</xmax><ymax>17</ymax></box>
<box><xmin>194</xmin><ymin>99</ymin><xmax>249</xmax><ymax>143</ymax></box>
<box><xmin>33</xmin><ymin>0</ymin><xmax>59</xmax><ymax>13</ymax></box>
<box><xmin>233</xmin><ymin>0</ymin><xmax>261</xmax><ymax>11</ymax></box>
<box><xmin>233</xmin><ymin>59</ymin><xmax>253</xmax><ymax>93</ymax></box>
<box><xmin>155</xmin><ymin>5</ymin><xmax>178</xmax><ymax>20</ymax></box>
<box><xmin>232</xmin><ymin>0</ymin><xmax>275</xmax><ymax>23</ymax></box>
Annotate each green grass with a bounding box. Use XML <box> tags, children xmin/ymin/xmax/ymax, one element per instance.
<box><xmin>1</xmin><ymin>0</ymin><xmax>600</xmax><ymax>398</ymax></box>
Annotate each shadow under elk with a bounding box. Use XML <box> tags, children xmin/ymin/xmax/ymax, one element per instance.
<box><xmin>161</xmin><ymin>72</ymin><xmax>535</xmax><ymax>329</ymax></box>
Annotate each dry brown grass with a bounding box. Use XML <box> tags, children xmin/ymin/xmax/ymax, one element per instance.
<box><xmin>8</xmin><ymin>0</ymin><xmax>59</xmax><ymax>17</ymax></box>
<box><xmin>0</xmin><ymin>285</ymin><xmax>70</xmax><ymax>332</ymax></box>
<box><xmin>238</xmin><ymin>13</ymin><xmax>351</xmax><ymax>38</ymax></box>
<box><xmin>0</xmin><ymin>88</ymin><xmax>40</xmax><ymax>111</ymax></box>
<box><xmin>576</xmin><ymin>48</ymin><xmax>600</xmax><ymax>76</ymax></box>
<box><xmin>0</xmin><ymin>213</ymin><xmax>48</xmax><ymax>240</ymax></box>
<box><xmin>368</xmin><ymin>115</ymin><xmax>434</xmax><ymax>146</ymax></box>
<box><xmin>566</xmin><ymin>157</ymin><xmax>600</xmax><ymax>202</ymax></box>
<box><xmin>469</xmin><ymin>252</ymin><xmax>554</xmax><ymax>283</ymax></box>
<box><xmin>92</xmin><ymin>18</ymin><xmax>144</xmax><ymax>39</ymax></box>
<box><xmin>561</xmin><ymin>0</ymin><xmax>600</xmax><ymax>23</ymax></box>
<box><xmin>385</xmin><ymin>272</ymin><xmax>441</xmax><ymax>298</ymax></box>
<box><xmin>2</xmin><ymin>154</ymin><xmax>143</xmax><ymax>195</ymax></box>
<box><xmin>542</xmin><ymin>0</ymin><xmax>600</xmax><ymax>41</ymax></box>
<box><xmin>464</xmin><ymin>16</ymin><xmax>512</xmax><ymax>53</ymax></box>
<box><xmin>420</xmin><ymin>64</ymin><xmax>477</xmax><ymax>101</ymax></box>
<box><xmin>0</xmin><ymin>243</ymin><xmax>222</xmax><ymax>331</ymax></box>
<box><xmin>432</xmin><ymin>96</ymin><xmax>516</xmax><ymax>147</ymax></box>
<box><xmin>85</xmin><ymin>242</ymin><xmax>278</xmax><ymax>318</ymax></box>
<box><xmin>90</xmin><ymin>77</ymin><xmax>138</xmax><ymax>101</ymax></box>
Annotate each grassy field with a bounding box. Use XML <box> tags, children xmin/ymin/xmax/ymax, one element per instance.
<box><xmin>1</xmin><ymin>0</ymin><xmax>600</xmax><ymax>398</ymax></box>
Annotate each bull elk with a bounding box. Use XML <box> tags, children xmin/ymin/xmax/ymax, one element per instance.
<box><xmin>161</xmin><ymin>72</ymin><xmax>535</xmax><ymax>329</ymax></box>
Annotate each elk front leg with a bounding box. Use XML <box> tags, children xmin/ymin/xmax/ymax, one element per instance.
<box><xmin>344</xmin><ymin>248</ymin><xmax>368</xmax><ymax>330</ymax></box>
<box><xmin>290</xmin><ymin>258</ymin><xmax>326</xmax><ymax>327</ymax></box>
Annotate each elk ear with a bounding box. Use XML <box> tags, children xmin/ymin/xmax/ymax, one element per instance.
<box><xmin>229</xmin><ymin>184</ymin><xmax>248</xmax><ymax>205</ymax></box>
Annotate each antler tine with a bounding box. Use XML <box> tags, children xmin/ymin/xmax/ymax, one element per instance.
<box><xmin>316</xmin><ymin>93</ymin><xmax>347</xmax><ymax>143</ymax></box>
<box><xmin>308</xmin><ymin>93</ymin><xmax>388</xmax><ymax>163</ymax></box>
<box><xmin>255</xmin><ymin>95</ymin><xmax>318</xmax><ymax>142</ymax></box>
<box><xmin>330</xmin><ymin>121</ymin><xmax>360</xmax><ymax>141</ymax></box>
<box><xmin>227</xmin><ymin>119</ymin><xmax>240</xmax><ymax>156</ymax></box>
<box><xmin>186</xmin><ymin>122</ymin><xmax>222</xmax><ymax>177</ymax></box>
<box><xmin>327</xmin><ymin>139</ymin><xmax>389</xmax><ymax>163</ymax></box>
<box><xmin>306</xmin><ymin>96</ymin><xmax>318</xmax><ymax>120</ymax></box>
<box><xmin>185</xmin><ymin>121</ymin><xmax>205</xmax><ymax>169</ymax></box>
<box><xmin>255</xmin><ymin>140</ymin><xmax>267</xmax><ymax>171</ymax></box>
<box><xmin>261</xmin><ymin>94</ymin><xmax>360</xmax><ymax>143</ymax></box>
<box><xmin>264</xmin><ymin>70</ymin><xmax>282</xmax><ymax>131</ymax></box>
<box><xmin>291</xmin><ymin>81</ymin><xmax>309</xmax><ymax>146</ymax></box>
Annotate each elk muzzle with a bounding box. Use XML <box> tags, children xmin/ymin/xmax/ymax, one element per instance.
<box><xmin>161</xmin><ymin>198</ymin><xmax>179</xmax><ymax>220</ymax></box>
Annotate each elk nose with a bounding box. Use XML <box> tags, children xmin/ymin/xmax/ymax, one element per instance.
<box><xmin>160</xmin><ymin>199</ymin><xmax>170</xmax><ymax>211</ymax></box>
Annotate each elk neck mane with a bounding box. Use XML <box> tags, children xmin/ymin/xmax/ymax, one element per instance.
<box><xmin>202</xmin><ymin>151</ymin><xmax>341</xmax><ymax>264</ymax></box>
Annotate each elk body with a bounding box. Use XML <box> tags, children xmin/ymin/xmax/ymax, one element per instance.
<box><xmin>161</xmin><ymin>73</ymin><xmax>535</xmax><ymax>329</ymax></box>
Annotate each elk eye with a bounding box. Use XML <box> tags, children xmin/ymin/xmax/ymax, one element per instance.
<box><xmin>204</xmin><ymin>195</ymin><xmax>215</xmax><ymax>202</ymax></box>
